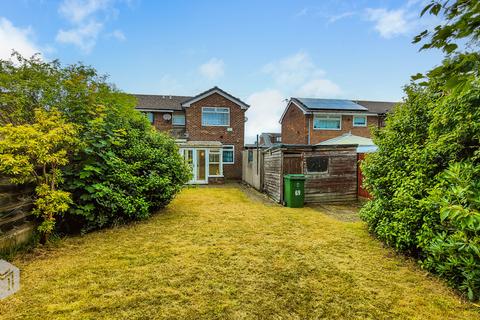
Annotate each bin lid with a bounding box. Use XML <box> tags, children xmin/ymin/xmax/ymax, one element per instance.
<box><xmin>284</xmin><ymin>174</ymin><xmax>306</xmax><ymax>180</ymax></box>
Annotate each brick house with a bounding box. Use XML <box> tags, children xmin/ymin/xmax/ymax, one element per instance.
<box><xmin>135</xmin><ymin>87</ymin><xmax>249</xmax><ymax>184</ymax></box>
<box><xmin>279</xmin><ymin>98</ymin><xmax>397</xmax><ymax>145</ymax></box>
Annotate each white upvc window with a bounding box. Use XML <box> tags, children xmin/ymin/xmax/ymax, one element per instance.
<box><xmin>202</xmin><ymin>107</ymin><xmax>230</xmax><ymax>126</ymax></box>
<box><xmin>172</xmin><ymin>113</ymin><xmax>186</xmax><ymax>126</ymax></box>
<box><xmin>313</xmin><ymin>114</ymin><xmax>341</xmax><ymax>130</ymax></box>
<box><xmin>208</xmin><ymin>149</ymin><xmax>223</xmax><ymax>177</ymax></box>
<box><xmin>143</xmin><ymin>112</ymin><xmax>154</xmax><ymax>124</ymax></box>
<box><xmin>353</xmin><ymin>115</ymin><xmax>367</xmax><ymax>127</ymax></box>
<box><xmin>222</xmin><ymin>145</ymin><xmax>234</xmax><ymax>164</ymax></box>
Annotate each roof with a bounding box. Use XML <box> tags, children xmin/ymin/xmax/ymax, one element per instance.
<box><xmin>260</xmin><ymin>132</ymin><xmax>281</xmax><ymax>147</ymax></box>
<box><xmin>279</xmin><ymin>97</ymin><xmax>398</xmax><ymax>123</ymax></box>
<box><xmin>317</xmin><ymin>132</ymin><xmax>374</xmax><ymax>146</ymax></box>
<box><xmin>178</xmin><ymin>141</ymin><xmax>223</xmax><ymax>148</ymax></box>
<box><xmin>181</xmin><ymin>86</ymin><xmax>250</xmax><ymax>110</ymax></box>
<box><xmin>354</xmin><ymin>100</ymin><xmax>397</xmax><ymax>115</ymax></box>
<box><xmin>134</xmin><ymin>94</ymin><xmax>191</xmax><ymax>111</ymax></box>
<box><xmin>318</xmin><ymin>133</ymin><xmax>378</xmax><ymax>153</ymax></box>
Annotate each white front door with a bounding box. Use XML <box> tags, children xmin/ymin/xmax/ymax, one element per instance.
<box><xmin>181</xmin><ymin>148</ymin><xmax>208</xmax><ymax>184</ymax></box>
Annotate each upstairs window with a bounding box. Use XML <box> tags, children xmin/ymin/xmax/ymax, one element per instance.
<box><xmin>222</xmin><ymin>145</ymin><xmax>234</xmax><ymax>164</ymax></box>
<box><xmin>313</xmin><ymin>114</ymin><xmax>341</xmax><ymax>130</ymax></box>
<box><xmin>353</xmin><ymin>115</ymin><xmax>367</xmax><ymax>127</ymax></box>
<box><xmin>144</xmin><ymin>112</ymin><xmax>154</xmax><ymax>124</ymax></box>
<box><xmin>172</xmin><ymin>114</ymin><xmax>185</xmax><ymax>126</ymax></box>
<box><xmin>202</xmin><ymin>107</ymin><xmax>230</xmax><ymax>126</ymax></box>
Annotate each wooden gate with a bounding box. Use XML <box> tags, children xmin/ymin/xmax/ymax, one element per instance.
<box><xmin>357</xmin><ymin>153</ymin><xmax>371</xmax><ymax>199</ymax></box>
<box><xmin>283</xmin><ymin>153</ymin><xmax>303</xmax><ymax>174</ymax></box>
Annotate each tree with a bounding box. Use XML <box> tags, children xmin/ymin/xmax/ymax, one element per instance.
<box><xmin>0</xmin><ymin>108</ymin><xmax>78</xmax><ymax>238</ymax></box>
<box><xmin>0</xmin><ymin>53</ymin><xmax>191</xmax><ymax>234</ymax></box>
<box><xmin>412</xmin><ymin>0</ymin><xmax>480</xmax><ymax>90</ymax></box>
<box><xmin>360</xmin><ymin>0</ymin><xmax>480</xmax><ymax>300</ymax></box>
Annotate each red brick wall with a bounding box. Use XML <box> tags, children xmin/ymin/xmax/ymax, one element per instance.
<box><xmin>281</xmin><ymin>104</ymin><xmax>308</xmax><ymax>144</ymax></box>
<box><xmin>153</xmin><ymin>112</ymin><xmax>173</xmax><ymax>132</ymax></box>
<box><xmin>309</xmin><ymin>115</ymin><xmax>379</xmax><ymax>144</ymax></box>
<box><xmin>186</xmin><ymin>93</ymin><xmax>245</xmax><ymax>180</ymax></box>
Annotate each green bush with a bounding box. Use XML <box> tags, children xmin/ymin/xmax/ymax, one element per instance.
<box><xmin>62</xmin><ymin>113</ymin><xmax>191</xmax><ymax>231</ymax></box>
<box><xmin>360</xmin><ymin>60</ymin><xmax>480</xmax><ymax>300</ymax></box>
<box><xmin>0</xmin><ymin>53</ymin><xmax>191</xmax><ymax>233</ymax></box>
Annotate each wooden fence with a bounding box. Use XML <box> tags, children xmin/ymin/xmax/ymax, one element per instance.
<box><xmin>0</xmin><ymin>178</ymin><xmax>35</xmax><ymax>250</ymax></box>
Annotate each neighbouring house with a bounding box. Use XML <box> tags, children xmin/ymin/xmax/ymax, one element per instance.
<box><xmin>134</xmin><ymin>86</ymin><xmax>249</xmax><ymax>184</ymax></box>
<box><xmin>243</xmin><ymin>132</ymin><xmax>281</xmax><ymax>190</ymax></box>
<box><xmin>279</xmin><ymin>98</ymin><xmax>397</xmax><ymax>144</ymax></box>
<box><xmin>259</xmin><ymin>132</ymin><xmax>281</xmax><ymax>147</ymax></box>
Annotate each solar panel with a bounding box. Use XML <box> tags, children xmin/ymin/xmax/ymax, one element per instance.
<box><xmin>296</xmin><ymin>98</ymin><xmax>368</xmax><ymax>111</ymax></box>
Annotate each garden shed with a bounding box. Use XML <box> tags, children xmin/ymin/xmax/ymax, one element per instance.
<box><xmin>244</xmin><ymin>144</ymin><xmax>358</xmax><ymax>204</ymax></box>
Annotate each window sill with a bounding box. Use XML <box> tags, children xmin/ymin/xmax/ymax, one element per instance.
<box><xmin>313</xmin><ymin>128</ymin><xmax>341</xmax><ymax>131</ymax></box>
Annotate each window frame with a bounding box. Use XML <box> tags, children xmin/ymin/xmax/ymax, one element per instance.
<box><xmin>172</xmin><ymin>113</ymin><xmax>186</xmax><ymax>126</ymax></box>
<box><xmin>353</xmin><ymin>115</ymin><xmax>367</xmax><ymax>127</ymax></box>
<box><xmin>222</xmin><ymin>145</ymin><xmax>235</xmax><ymax>164</ymax></box>
<box><xmin>201</xmin><ymin>107</ymin><xmax>230</xmax><ymax>127</ymax></box>
<box><xmin>208</xmin><ymin>149</ymin><xmax>223</xmax><ymax>177</ymax></box>
<box><xmin>313</xmin><ymin>114</ymin><xmax>342</xmax><ymax>131</ymax></box>
<box><xmin>144</xmin><ymin>112</ymin><xmax>154</xmax><ymax>124</ymax></box>
<box><xmin>305</xmin><ymin>156</ymin><xmax>329</xmax><ymax>174</ymax></box>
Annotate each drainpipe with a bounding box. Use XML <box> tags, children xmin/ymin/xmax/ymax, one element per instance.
<box><xmin>307</xmin><ymin>115</ymin><xmax>311</xmax><ymax>145</ymax></box>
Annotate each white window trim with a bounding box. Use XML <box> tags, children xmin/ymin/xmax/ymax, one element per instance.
<box><xmin>353</xmin><ymin>115</ymin><xmax>367</xmax><ymax>127</ymax></box>
<box><xmin>313</xmin><ymin>114</ymin><xmax>342</xmax><ymax>131</ymax></box>
<box><xmin>201</xmin><ymin>107</ymin><xmax>230</xmax><ymax>127</ymax></box>
<box><xmin>172</xmin><ymin>114</ymin><xmax>186</xmax><ymax>126</ymax></box>
<box><xmin>207</xmin><ymin>149</ymin><xmax>223</xmax><ymax>178</ymax></box>
<box><xmin>222</xmin><ymin>145</ymin><xmax>235</xmax><ymax>164</ymax></box>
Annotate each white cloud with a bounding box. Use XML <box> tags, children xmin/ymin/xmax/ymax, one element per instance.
<box><xmin>263</xmin><ymin>52</ymin><xmax>319</xmax><ymax>87</ymax></box>
<box><xmin>365</xmin><ymin>8</ymin><xmax>411</xmax><ymax>38</ymax></box>
<box><xmin>328</xmin><ymin>11</ymin><xmax>356</xmax><ymax>24</ymax></box>
<box><xmin>56</xmin><ymin>21</ymin><xmax>102</xmax><ymax>53</ymax></box>
<box><xmin>296</xmin><ymin>78</ymin><xmax>341</xmax><ymax>97</ymax></box>
<box><xmin>0</xmin><ymin>17</ymin><xmax>41</xmax><ymax>60</ymax></box>
<box><xmin>294</xmin><ymin>8</ymin><xmax>308</xmax><ymax>18</ymax></box>
<box><xmin>245</xmin><ymin>89</ymin><xmax>286</xmax><ymax>143</ymax></box>
<box><xmin>198</xmin><ymin>58</ymin><xmax>225</xmax><ymax>80</ymax></box>
<box><xmin>262</xmin><ymin>52</ymin><xmax>342</xmax><ymax>98</ymax></box>
<box><xmin>56</xmin><ymin>0</ymin><xmax>124</xmax><ymax>52</ymax></box>
<box><xmin>59</xmin><ymin>0</ymin><xmax>111</xmax><ymax>24</ymax></box>
<box><xmin>108</xmin><ymin>29</ymin><xmax>126</xmax><ymax>41</ymax></box>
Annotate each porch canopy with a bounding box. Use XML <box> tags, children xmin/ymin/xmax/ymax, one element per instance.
<box><xmin>178</xmin><ymin>141</ymin><xmax>223</xmax><ymax>148</ymax></box>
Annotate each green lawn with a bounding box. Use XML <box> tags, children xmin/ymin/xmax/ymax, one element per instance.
<box><xmin>1</xmin><ymin>187</ymin><xmax>478</xmax><ymax>319</ymax></box>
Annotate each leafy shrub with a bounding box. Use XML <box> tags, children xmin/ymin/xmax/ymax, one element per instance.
<box><xmin>360</xmin><ymin>66</ymin><xmax>480</xmax><ymax>299</ymax></box>
<box><xmin>62</xmin><ymin>112</ymin><xmax>191</xmax><ymax>231</ymax></box>
<box><xmin>0</xmin><ymin>108</ymin><xmax>78</xmax><ymax>238</ymax></box>
<box><xmin>0</xmin><ymin>53</ymin><xmax>191</xmax><ymax>234</ymax></box>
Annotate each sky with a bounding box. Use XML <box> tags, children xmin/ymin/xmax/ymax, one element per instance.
<box><xmin>1</xmin><ymin>0</ymin><xmax>444</xmax><ymax>142</ymax></box>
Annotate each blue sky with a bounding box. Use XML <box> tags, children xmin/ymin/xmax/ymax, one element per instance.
<box><xmin>1</xmin><ymin>0</ymin><xmax>443</xmax><ymax>141</ymax></box>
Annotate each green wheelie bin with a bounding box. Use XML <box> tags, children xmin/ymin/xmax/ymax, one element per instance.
<box><xmin>283</xmin><ymin>174</ymin><xmax>305</xmax><ymax>208</ymax></box>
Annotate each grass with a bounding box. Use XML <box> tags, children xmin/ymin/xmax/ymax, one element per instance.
<box><xmin>0</xmin><ymin>186</ymin><xmax>478</xmax><ymax>319</ymax></box>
